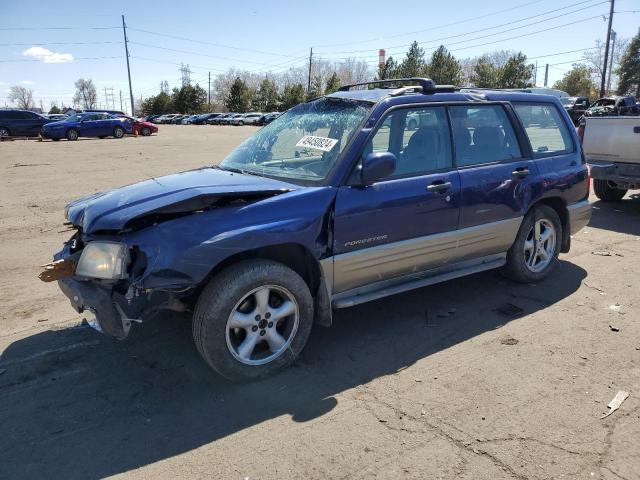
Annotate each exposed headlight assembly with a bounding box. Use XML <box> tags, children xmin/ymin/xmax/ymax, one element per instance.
<box><xmin>76</xmin><ymin>242</ymin><xmax>129</xmax><ymax>280</ymax></box>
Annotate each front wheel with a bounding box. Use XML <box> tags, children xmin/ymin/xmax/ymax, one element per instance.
<box><xmin>503</xmin><ymin>205</ymin><xmax>562</xmax><ymax>283</ymax></box>
<box><xmin>192</xmin><ymin>260</ymin><xmax>313</xmax><ymax>382</ymax></box>
<box><xmin>66</xmin><ymin>128</ymin><xmax>79</xmax><ymax>141</ymax></box>
<box><xmin>113</xmin><ymin>126</ymin><xmax>125</xmax><ymax>138</ymax></box>
<box><xmin>593</xmin><ymin>179</ymin><xmax>627</xmax><ymax>202</ymax></box>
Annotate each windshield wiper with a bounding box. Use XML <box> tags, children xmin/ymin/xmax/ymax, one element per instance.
<box><xmin>214</xmin><ymin>164</ymin><xmax>264</xmax><ymax>178</ymax></box>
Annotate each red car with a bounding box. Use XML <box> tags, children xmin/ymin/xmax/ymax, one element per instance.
<box><xmin>119</xmin><ymin>115</ymin><xmax>158</xmax><ymax>136</ymax></box>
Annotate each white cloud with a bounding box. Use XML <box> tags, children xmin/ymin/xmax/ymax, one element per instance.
<box><xmin>23</xmin><ymin>46</ymin><xmax>73</xmax><ymax>64</ymax></box>
<box><xmin>21</xmin><ymin>80</ymin><xmax>35</xmax><ymax>85</ymax></box>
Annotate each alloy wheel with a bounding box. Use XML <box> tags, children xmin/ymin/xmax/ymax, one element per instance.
<box><xmin>523</xmin><ymin>219</ymin><xmax>556</xmax><ymax>273</ymax></box>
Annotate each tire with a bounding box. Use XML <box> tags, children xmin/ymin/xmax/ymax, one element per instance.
<box><xmin>66</xmin><ymin>128</ymin><xmax>79</xmax><ymax>141</ymax></box>
<box><xmin>593</xmin><ymin>179</ymin><xmax>627</xmax><ymax>202</ymax></box>
<box><xmin>503</xmin><ymin>205</ymin><xmax>562</xmax><ymax>283</ymax></box>
<box><xmin>113</xmin><ymin>126</ymin><xmax>125</xmax><ymax>139</ymax></box>
<box><xmin>0</xmin><ymin>127</ymin><xmax>10</xmax><ymax>137</ymax></box>
<box><xmin>141</xmin><ymin>127</ymin><xmax>151</xmax><ymax>136</ymax></box>
<box><xmin>408</xmin><ymin>119</ymin><xmax>417</xmax><ymax>130</ymax></box>
<box><xmin>192</xmin><ymin>259</ymin><xmax>313</xmax><ymax>382</ymax></box>
<box><xmin>238</xmin><ymin>121</ymin><xmax>244</xmax><ymax>126</ymax></box>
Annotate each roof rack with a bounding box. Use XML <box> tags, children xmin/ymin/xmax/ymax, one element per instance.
<box><xmin>338</xmin><ymin>77</ymin><xmax>437</xmax><ymax>93</ymax></box>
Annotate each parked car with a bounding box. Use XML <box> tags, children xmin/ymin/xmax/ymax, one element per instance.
<box><xmin>44</xmin><ymin>114</ymin><xmax>69</xmax><ymax>121</ymax></box>
<box><xmin>258</xmin><ymin>112</ymin><xmax>280</xmax><ymax>126</ymax></box>
<box><xmin>171</xmin><ymin>115</ymin><xmax>188</xmax><ymax>124</ymax></box>
<box><xmin>579</xmin><ymin>116</ymin><xmax>640</xmax><ymax>201</ymax></box>
<box><xmin>43</xmin><ymin>78</ymin><xmax>590</xmax><ymax>381</ymax></box>
<box><xmin>181</xmin><ymin>115</ymin><xmax>199</xmax><ymax>125</ymax></box>
<box><xmin>231</xmin><ymin>113</ymin><xmax>263</xmax><ymax>126</ymax></box>
<box><xmin>41</xmin><ymin>112</ymin><xmax>132</xmax><ymax>141</ymax></box>
<box><xmin>0</xmin><ymin>109</ymin><xmax>54</xmax><ymax>137</ymax></box>
<box><xmin>209</xmin><ymin>113</ymin><xmax>233</xmax><ymax>125</ymax></box>
<box><xmin>118</xmin><ymin>115</ymin><xmax>158</xmax><ymax>136</ymax></box>
<box><xmin>559</xmin><ymin>96</ymin><xmax>590</xmax><ymax>125</ymax></box>
<box><xmin>584</xmin><ymin>96</ymin><xmax>639</xmax><ymax>117</ymax></box>
<box><xmin>194</xmin><ymin>113</ymin><xmax>221</xmax><ymax>124</ymax></box>
<box><xmin>218</xmin><ymin>113</ymin><xmax>242</xmax><ymax>125</ymax></box>
<box><xmin>157</xmin><ymin>114</ymin><xmax>181</xmax><ymax>124</ymax></box>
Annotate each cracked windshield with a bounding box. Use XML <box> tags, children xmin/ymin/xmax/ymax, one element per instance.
<box><xmin>220</xmin><ymin>97</ymin><xmax>370</xmax><ymax>183</ymax></box>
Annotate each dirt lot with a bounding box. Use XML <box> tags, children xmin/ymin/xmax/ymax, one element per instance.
<box><xmin>1</xmin><ymin>125</ymin><xmax>639</xmax><ymax>480</ymax></box>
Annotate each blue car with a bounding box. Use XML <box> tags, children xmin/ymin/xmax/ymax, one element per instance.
<box><xmin>44</xmin><ymin>78</ymin><xmax>590</xmax><ymax>381</ymax></box>
<box><xmin>41</xmin><ymin>112</ymin><xmax>132</xmax><ymax>141</ymax></box>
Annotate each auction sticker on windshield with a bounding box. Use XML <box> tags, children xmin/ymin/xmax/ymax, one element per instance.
<box><xmin>296</xmin><ymin>135</ymin><xmax>338</xmax><ymax>152</ymax></box>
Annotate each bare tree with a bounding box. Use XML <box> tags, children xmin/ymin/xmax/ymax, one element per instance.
<box><xmin>73</xmin><ymin>78</ymin><xmax>98</xmax><ymax>109</ymax></box>
<box><xmin>582</xmin><ymin>37</ymin><xmax>628</xmax><ymax>93</ymax></box>
<box><xmin>8</xmin><ymin>85</ymin><xmax>34</xmax><ymax>109</ymax></box>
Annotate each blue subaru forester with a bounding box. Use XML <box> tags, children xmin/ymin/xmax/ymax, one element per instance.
<box><xmin>43</xmin><ymin>78</ymin><xmax>591</xmax><ymax>381</ymax></box>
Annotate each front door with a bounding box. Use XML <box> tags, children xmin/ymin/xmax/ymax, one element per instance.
<box><xmin>332</xmin><ymin>105</ymin><xmax>460</xmax><ymax>294</ymax></box>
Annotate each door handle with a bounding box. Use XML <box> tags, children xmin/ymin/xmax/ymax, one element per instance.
<box><xmin>426</xmin><ymin>181</ymin><xmax>452</xmax><ymax>193</ymax></box>
<box><xmin>511</xmin><ymin>167</ymin><xmax>530</xmax><ymax>179</ymax></box>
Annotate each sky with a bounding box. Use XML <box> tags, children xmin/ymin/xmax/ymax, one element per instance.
<box><xmin>0</xmin><ymin>0</ymin><xmax>638</xmax><ymax>112</ymax></box>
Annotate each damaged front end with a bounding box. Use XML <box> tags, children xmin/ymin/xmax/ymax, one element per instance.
<box><xmin>40</xmin><ymin>229</ymin><xmax>188</xmax><ymax>340</ymax></box>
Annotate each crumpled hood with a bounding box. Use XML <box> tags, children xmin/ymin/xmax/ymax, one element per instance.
<box><xmin>66</xmin><ymin>167</ymin><xmax>297</xmax><ymax>233</ymax></box>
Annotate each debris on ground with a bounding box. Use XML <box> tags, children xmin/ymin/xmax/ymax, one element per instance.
<box><xmin>592</xmin><ymin>250</ymin><xmax>612</xmax><ymax>256</ymax></box>
<box><xmin>495</xmin><ymin>302</ymin><xmax>524</xmax><ymax>317</ymax></box>
<box><xmin>601</xmin><ymin>391</ymin><xmax>630</xmax><ymax>419</ymax></box>
<box><xmin>609</xmin><ymin>324</ymin><xmax>620</xmax><ymax>332</ymax></box>
<box><xmin>609</xmin><ymin>303</ymin><xmax>622</xmax><ymax>312</ymax></box>
<box><xmin>500</xmin><ymin>337</ymin><xmax>519</xmax><ymax>346</ymax></box>
<box><xmin>584</xmin><ymin>282</ymin><xmax>606</xmax><ymax>294</ymax></box>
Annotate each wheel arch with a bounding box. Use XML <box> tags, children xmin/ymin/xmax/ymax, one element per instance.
<box><xmin>197</xmin><ymin>243</ymin><xmax>332</xmax><ymax>327</ymax></box>
<box><xmin>527</xmin><ymin>196</ymin><xmax>570</xmax><ymax>253</ymax></box>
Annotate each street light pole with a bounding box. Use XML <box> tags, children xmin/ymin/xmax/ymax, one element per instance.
<box><xmin>600</xmin><ymin>0</ymin><xmax>615</xmax><ymax>98</ymax></box>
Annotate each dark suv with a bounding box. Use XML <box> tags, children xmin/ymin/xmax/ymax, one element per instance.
<box><xmin>560</xmin><ymin>96</ymin><xmax>590</xmax><ymax>125</ymax></box>
<box><xmin>42</xmin><ymin>78</ymin><xmax>591</xmax><ymax>381</ymax></box>
<box><xmin>0</xmin><ymin>109</ymin><xmax>52</xmax><ymax>137</ymax></box>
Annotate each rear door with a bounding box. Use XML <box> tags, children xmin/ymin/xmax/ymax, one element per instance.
<box><xmin>449</xmin><ymin>104</ymin><xmax>536</xmax><ymax>262</ymax></box>
<box><xmin>332</xmin><ymin>105</ymin><xmax>460</xmax><ymax>294</ymax></box>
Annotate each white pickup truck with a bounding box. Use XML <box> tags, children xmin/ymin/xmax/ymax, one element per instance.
<box><xmin>579</xmin><ymin>116</ymin><xmax>640</xmax><ymax>201</ymax></box>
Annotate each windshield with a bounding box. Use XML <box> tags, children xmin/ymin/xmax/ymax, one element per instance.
<box><xmin>66</xmin><ymin>114</ymin><xmax>84</xmax><ymax>122</ymax></box>
<box><xmin>560</xmin><ymin>97</ymin><xmax>576</xmax><ymax>106</ymax></box>
<box><xmin>220</xmin><ymin>97</ymin><xmax>371</xmax><ymax>184</ymax></box>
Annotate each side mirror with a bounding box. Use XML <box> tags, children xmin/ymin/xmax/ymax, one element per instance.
<box><xmin>361</xmin><ymin>152</ymin><xmax>396</xmax><ymax>186</ymax></box>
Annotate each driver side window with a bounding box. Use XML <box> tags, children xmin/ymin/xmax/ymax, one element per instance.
<box><xmin>365</xmin><ymin>106</ymin><xmax>453</xmax><ymax>178</ymax></box>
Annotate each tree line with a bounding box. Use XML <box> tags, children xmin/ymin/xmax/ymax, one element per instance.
<box><xmin>5</xmin><ymin>30</ymin><xmax>639</xmax><ymax>114</ymax></box>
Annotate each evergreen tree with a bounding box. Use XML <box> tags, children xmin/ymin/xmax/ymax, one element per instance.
<box><xmin>324</xmin><ymin>72</ymin><xmax>341</xmax><ymax>94</ymax></box>
<box><xmin>225</xmin><ymin>77</ymin><xmax>252</xmax><ymax>112</ymax></box>
<box><xmin>279</xmin><ymin>84</ymin><xmax>306</xmax><ymax>110</ymax></box>
<box><xmin>617</xmin><ymin>30</ymin><xmax>640</xmax><ymax>96</ymax></box>
<box><xmin>48</xmin><ymin>105</ymin><xmax>61</xmax><ymax>114</ymax></box>
<box><xmin>377</xmin><ymin>57</ymin><xmax>398</xmax><ymax>80</ymax></box>
<box><xmin>553</xmin><ymin>65</ymin><xmax>595</xmax><ymax>96</ymax></box>
<box><xmin>252</xmin><ymin>77</ymin><xmax>279</xmax><ymax>111</ymax></box>
<box><xmin>497</xmin><ymin>52</ymin><xmax>533</xmax><ymax>88</ymax></box>
<box><xmin>428</xmin><ymin>45</ymin><xmax>462</xmax><ymax>85</ymax></box>
<box><xmin>397</xmin><ymin>41</ymin><xmax>427</xmax><ymax>78</ymax></box>
<box><xmin>307</xmin><ymin>75</ymin><xmax>323</xmax><ymax>100</ymax></box>
<box><xmin>470</xmin><ymin>55</ymin><xmax>498</xmax><ymax>87</ymax></box>
<box><xmin>172</xmin><ymin>84</ymin><xmax>208</xmax><ymax>113</ymax></box>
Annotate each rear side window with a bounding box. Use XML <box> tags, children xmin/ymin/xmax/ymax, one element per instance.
<box><xmin>513</xmin><ymin>103</ymin><xmax>573</xmax><ymax>156</ymax></box>
<box><xmin>449</xmin><ymin>105</ymin><xmax>521</xmax><ymax>166</ymax></box>
<box><xmin>1</xmin><ymin>111</ymin><xmax>22</xmax><ymax>119</ymax></box>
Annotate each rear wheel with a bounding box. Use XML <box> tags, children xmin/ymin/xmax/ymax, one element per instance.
<box><xmin>504</xmin><ymin>205</ymin><xmax>562</xmax><ymax>283</ymax></box>
<box><xmin>593</xmin><ymin>179</ymin><xmax>627</xmax><ymax>202</ymax></box>
<box><xmin>66</xmin><ymin>128</ymin><xmax>79</xmax><ymax>141</ymax></box>
<box><xmin>0</xmin><ymin>127</ymin><xmax>10</xmax><ymax>137</ymax></box>
<box><xmin>113</xmin><ymin>126</ymin><xmax>125</xmax><ymax>138</ymax></box>
<box><xmin>141</xmin><ymin>127</ymin><xmax>151</xmax><ymax>136</ymax></box>
<box><xmin>192</xmin><ymin>259</ymin><xmax>313</xmax><ymax>382</ymax></box>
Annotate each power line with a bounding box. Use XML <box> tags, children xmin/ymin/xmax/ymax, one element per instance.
<box><xmin>0</xmin><ymin>26</ymin><xmax>119</xmax><ymax>31</ymax></box>
<box><xmin>127</xmin><ymin>27</ymin><xmax>303</xmax><ymax>58</ymax></box>
<box><xmin>0</xmin><ymin>41</ymin><xmax>123</xmax><ymax>47</ymax></box>
<box><xmin>0</xmin><ymin>56</ymin><xmax>121</xmax><ymax>63</ymax></box>
<box><xmin>316</xmin><ymin>0</ymin><xmax>603</xmax><ymax>53</ymax></box>
<box><xmin>317</xmin><ymin>1</ymin><xmax>607</xmax><ymax>57</ymax></box>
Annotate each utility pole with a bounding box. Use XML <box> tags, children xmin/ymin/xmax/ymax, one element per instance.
<box><xmin>119</xmin><ymin>90</ymin><xmax>123</xmax><ymax>111</ymax></box>
<box><xmin>544</xmin><ymin>64</ymin><xmax>549</xmax><ymax>87</ymax></box>
<box><xmin>600</xmin><ymin>0</ymin><xmax>615</xmax><ymax>98</ymax></box>
<box><xmin>307</xmin><ymin>47</ymin><xmax>313</xmax><ymax>93</ymax></box>
<box><xmin>606</xmin><ymin>30</ymin><xmax>616</xmax><ymax>94</ymax></box>
<box><xmin>208</xmin><ymin>71</ymin><xmax>211</xmax><ymax>107</ymax></box>
<box><xmin>122</xmin><ymin>15</ymin><xmax>135</xmax><ymax>116</ymax></box>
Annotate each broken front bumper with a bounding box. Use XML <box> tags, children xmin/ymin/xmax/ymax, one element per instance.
<box><xmin>58</xmin><ymin>277</ymin><xmax>133</xmax><ymax>340</ymax></box>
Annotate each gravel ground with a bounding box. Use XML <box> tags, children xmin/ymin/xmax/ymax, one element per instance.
<box><xmin>1</xmin><ymin>125</ymin><xmax>638</xmax><ymax>480</ymax></box>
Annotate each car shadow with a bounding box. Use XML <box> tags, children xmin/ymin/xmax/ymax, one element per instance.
<box><xmin>0</xmin><ymin>261</ymin><xmax>586</xmax><ymax>479</ymax></box>
<box><xmin>589</xmin><ymin>195</ymin><xmax>640</xmax><ymax>236</ymax></box>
